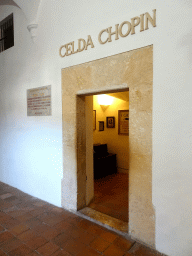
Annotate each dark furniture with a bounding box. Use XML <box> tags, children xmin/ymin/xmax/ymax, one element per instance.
<box><xmin>93</xmin><ymin>144</ymin><xmax>117</xmax><ymax>179</ymax></box>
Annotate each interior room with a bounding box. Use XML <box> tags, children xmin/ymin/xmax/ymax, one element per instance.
<box><xmin>88</xmin><ymin>91</ymin><xmax>129</xmax><ymax>224</ymax></box>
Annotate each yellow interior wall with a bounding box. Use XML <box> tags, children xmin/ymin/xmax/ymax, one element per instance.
<box><xmin>93</xmin><ymin>93</ymin><xmax>129</xmax><ymax>173</ymax></box>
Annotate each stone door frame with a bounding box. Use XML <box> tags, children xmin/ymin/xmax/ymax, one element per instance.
<box><xmin>61</xmin><ymin>45</ymin><xmax>155</xmax><ymax>247</ymax></box>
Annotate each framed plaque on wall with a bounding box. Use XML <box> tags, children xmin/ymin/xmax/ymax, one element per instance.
<box><xmin>118</xmin><ymin>110</ymin><xmax>129</xmax><ymax>135</ymax></box>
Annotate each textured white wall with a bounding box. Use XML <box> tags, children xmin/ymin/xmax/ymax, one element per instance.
<box><xmin>0</xmin><ymin>1</ymin><xmax>192</xmax><ymax>255</ymax></box>
<box><xmin>0</xmin><ymin>5</ymin><xmax>62</xmax><ymax>207</ymax></box>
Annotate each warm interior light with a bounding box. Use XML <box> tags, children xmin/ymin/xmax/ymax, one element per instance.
<box><xmin>98</xmin><ymin>95</ymin><xmax>114</xmax><ymax>105</ymax></box>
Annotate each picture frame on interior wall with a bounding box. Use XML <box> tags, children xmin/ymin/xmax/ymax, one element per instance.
<box><xmin>118</xmin><ymin>110</ymin><xmax>129</xmax><ymax>135</ymax></box>
<box><xmin>93</xmin><ymin>110</ymin><xmax>96</xmax><ymax>130</ymax></box>
<box><xmin>106</xmin><ymin>116</ymin><xmax>115</xmax><ymax>128</ymax></box>
<box><xmin>99</xmin><ymin>121</ymin><xmax>104</xmax><ymax>131</ymax></box>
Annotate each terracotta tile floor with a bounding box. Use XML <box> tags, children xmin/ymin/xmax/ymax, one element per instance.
<box><xmin>89</xmin><ymin>173</ymin><xmax>128</xmax><ymax>222</ymax></box>
<box><xmin>0</xmin><ymin>181</ymin><xmax>166</xmax><ymax>256</ymax></box>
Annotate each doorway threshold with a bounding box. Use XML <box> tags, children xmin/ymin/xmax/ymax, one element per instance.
<box><xmin>77</xmin><ymin>207</ymin><xmax>128</xmax><ymax>236</ymax></box>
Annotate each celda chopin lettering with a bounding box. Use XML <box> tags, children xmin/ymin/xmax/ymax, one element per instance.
<box><xmin>59</xmin><ymin>10</ymin><xmax>156</xmax><ymax>57</ymax></box>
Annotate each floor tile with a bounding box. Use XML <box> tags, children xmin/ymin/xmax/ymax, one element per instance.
<box><xmin>0</xmin><ymin>212</ymin><xmax>7</xmax><ymax>219</ymax></box>
<box><xmin>76</xmin><ymin>246</ymin><xmax>101</xmax><ymax>256</ymax></box>
<box><xmin>8</xmin><ymin>244</ymin><xmax>33</xmax><ymax>256</ymax></box>
<box><xmin>9</xmin><ymin>223</ymin><xmax>30</xmax><ymax>236</ymax></box>
<box><xmin>7</xmin><ymin>209</ymin><xmax>27</xmax><ymax>218</ymax></box>
<box><xmin>103</xmin><ymin>244</ymin><xmax>125</xmax><ymax>256</ymax></box>
<box><xmin>0</xmin><ymin>193</ymin><xmax>12</xmax><ymax>200</ymax></box>
<box><xmin>0</xmin><ymin>181</ymin><xmax>166</xmax><ymax>256</ymax></box>
<box><xmin>67</xmin><ymin>226</ymin><xmax>87</xmax><ymax>240</ymax></box>
<box><xmin>51</xmin><ymin>249</ymin><xmax>73</xmax><ymax>256</ymax></box>
<box><xmin>52</xmin><ymin>232</ymin><xmax>69</xmax><ymax>247</ymax></box>
<box><xmin>37</xmin><ymin>241</ymin><xmax>60</xmax><ymax>256</ymax></box>
<box><xmin>17</xmin><ymin>229</ymin><xmax>37</xmax><ymax>242</ymax></box>
<box><xmin>53</xmin><ymin>220</ymin><xmax>73</xmax><ymax>232</ymax></box>
<box><xmin>0</xmin><ymin>231</ymin><xmax>14</xmax><ymax>245</ymax></box>
<box><xmin>99</xmin><ymin>230</ymin><xmax>118</xmax><ymax>243</ymax></box>
<box><xmin>27</xmin><ymin>252</ymin><xmax>40</xmax><ymax>256</ymax></box>
<box><xmin>25</xmin><ymin>217</ymin><xmax>42</xmax><ymax>228</ymax></box>
<box><xmin>4</xmin><ymin>196</ymin><xmax>18</xmax><ymax>203</ymax></box>
<box><xmin>0</xmin><ymin>237</ymin><xmax>23</xmax><ymax>253</ymax></box>
<box><xmin>77</xmin><ymin>230</ymin><xmax>96</xmax><ymax>245</ymax></box>
<box><xmin>87</xmin><ymin>223</ymin><xmax>105</xmax><ymax>236</ymax></box>
<box><xmin>113</xmin><ymin>236</ymin><xmax>135</xmax><ymax>252</ymax></box>
<box><xmin>15</xmin><ymin>212</ymin><xmax>34</xmax><ymax>222</ymax></box>
<box><xmin>89</xmin><ymin>237</ymin><xmax>111</xmax><ymax>253</ymax></box>
<box><xmin>61</xmin><ymin>237</ymin><xmax>88</xmax><ymax>255</ymax></box>
<box><xmin>0</xmin><ymin>226</ymin><xmax>4</xmax><ymax>233</ymax></box>
<box><xmin>42</xmin><ymin>226</ymin><xmax>62</xmax><ymax>240</ymax></box>
<box><xmin>32</xmin><ymin>223</ymin><xmax>50</xmax><ymax>234</ymax></box>
<box><xmin>75</xmin><ymin>218</ymin><xmax>93</xmax><ymax>231</ymax></box>
<box><xmin>2</xmin><ymin>205</ymin><xmax>18</xmax><ymax>213</ymax></box>
<box><xmin>29</xmin><ymin>208</ymin><xmax>45</xmax><ymax>217</ymax></box>
<box><xmin>0</xmin><ymin>249</ymin><xmax>6</xmax><ymax>256</ymax></box>
<box><xmin>0</xmin><ymin>202</ymin><xmax>13</xmax><ymax>210</ymax></box>
<box><xmin>37</xmin><ymin>211</ymin><xmax>56</xmax><ymax>220</ymax></box>
<box><xmin>90</xmin><ymin>173</ymin><xmax>128</xmax><ymax>222</ymax></box>
<box><xmin>43</xmin><ymin>215</ymin><xmax>64</xmax><ymax>226</ymax></box>
<box><xmin>25</xmin><ymin>236</ymin><xmax>48</xmax><ymax>250</ymax></box>
<box><xmin>1</xmin><ymin>217</ymin><xmax>20</xmax><ymax>229</ymax></box>
<box><xmin>0</xmin><ymin>214</ymin><xmax>13</xmax><ymax>224</ymax></box>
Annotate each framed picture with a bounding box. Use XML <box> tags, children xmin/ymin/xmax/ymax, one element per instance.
<box><xmin>93</xmin><ymin>110</ymin><xmax>96</xmax><ymax>130</ymax></box>
<box><xmin>99</xmin><ymin>121</ymin><xmax>104</xmax><ymax>131</ymax></box>
<box><xmin>106</xmin><ymin>116</ymin><xmax>115</xmax><ymax>128</ymax></box>
<box><xmin>118</xmin><ymin>110</ymin><xmax>129</xmax><ymax>135</ymax></box>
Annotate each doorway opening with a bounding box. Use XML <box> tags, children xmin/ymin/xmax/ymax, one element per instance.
<box><xmin>78</xmin><ymin>90</ymin><xmax>129</xmax><ymax>233</ymax></box>
<box><xmin>61</xmin><ymin>45</ymin><xmax>154</xmax><ymax>245</ymax></box>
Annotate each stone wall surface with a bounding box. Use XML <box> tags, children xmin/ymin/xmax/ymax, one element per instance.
<box><xmin>61</xmin><ymin>45</ymin><xmax>154</xmax><ymax>246</ymax></box>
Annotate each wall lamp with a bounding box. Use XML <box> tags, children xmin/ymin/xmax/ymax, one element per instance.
<box><xmin>98</xmin><ymin>94</ymin><xmax>114</xmax><ymax>105</ymax></box>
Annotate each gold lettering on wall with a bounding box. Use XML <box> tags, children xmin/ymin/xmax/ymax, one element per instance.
<box><xmin>59</xmin><ymin>10</ymin><xmax>156</xmax><ymax>57</ymax></box>
<box><xmin>145</xmin><ymin>9</ymin><xmax>156</xmax><ymax>30</ymax></box>
<box><xmin>85</xmin><ymin>35</ymin><xmax>95</xmax><ymax>50</ymax></box>
<box><xmin>119</xmin><ymin>21</ymin><xmax>131</xmax><ymax>37</ymax></box>
<box><xmin>98</xmin><ymin>29</ymin><xmax>108</xmax><ymax>44</ymax></box>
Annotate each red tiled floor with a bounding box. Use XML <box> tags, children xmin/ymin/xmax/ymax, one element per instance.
<box><xmin>9</xmin><ymin>223</ymin><xmax>30</xmax><ymax>236</ymax></box>
<box><xmin>61</xmin><ymin>237</ymin><xmax>88</xmax><ymax>255</ymax></box>
<box><xmin>8</xmin><ymin>244</ymin><xmax>33</xmax><ymax>256</ymax></box>
<box><xmin>0</xmin><ymin>249</ymin><xmax>6</xmax><ymax>256</ymax></box>
<box><xmin>25</xmin><ymin>236</ymin><xmax>48</xmax><ymax>250</ymax></box>
<box><xmin>103</xmin><ymin>244</ymin><xmax>125</xmax><ymax>256</ymax></box>
<box><xmin>37</xmin><ymin>241</ymin><xmax>60</xmax><ymax>256</ymax></box>
<box><xmin>89</xmin><ymin>236</ymin><xmax>111</xmax><ymax>253</ymax></box>
<box><xmin>41</xmin><ymin>226</ymin><xmax>62</xmax><ymax>240</ymax></box>
<box><xmin>52</xmin><ymin>232</ymin><xmax>69</xmax><ymax>247</ymax></box>
<box><xmin>76</xmin><ymin>246</ymin><xmax>101</xmax><ymax>256</ymax></box>
<box><xmin>15</xmin><ymin>212</ymin><xmax>34</xmax><ymax>222</ymax></box>
<box><xmin>89</xmin><ymin>173</ymin><xmax>128</xmax><ymax>222</ymax></box>
<box><xmin>51</xmin><ymin>249</ymin><xmax>73</xmax><ymax>256</ymax></box>
<box><xmin>17</xmin><ymin>229</ymin><xmax>37</xmax><ymax>242</ymax></box>
<box><xmin>99</xmin><ymin>230</ymin><xmax>118</xmax><ymax>243</ymax></box>
<box><xmin>0</xmin><ymin>181</ymin><xmax>166</xmax><ymax>256</ymax></box>
<box><xmin>0</xmin><ymin>237</ymin><xmax>23</xmax><ymax>253</ymax></box>
<box><xmin>0</xmin><ymin>231</ymin><xmax>14</xmax><ymax>244</ymax></box>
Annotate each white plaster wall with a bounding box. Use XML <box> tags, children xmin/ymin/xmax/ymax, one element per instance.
<box><xmin>0</xmin><ymin>5</ymin><xmax>62</xmax><ymax>206</ymax></box>
<box><xmin>0</xmin><ymin>0</ymin><xmax>192</xmax><ymax>255</ymax></box>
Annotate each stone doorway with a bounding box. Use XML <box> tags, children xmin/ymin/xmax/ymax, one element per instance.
<box><xmin>61</xmin><ymin>45</ymin><xmax>155</xmax><ymax>247</ymax></box>
<box><xmin>77</xmin><ymin>90</ymin><xmax>129</xmax><ymax>233</ymax></box>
